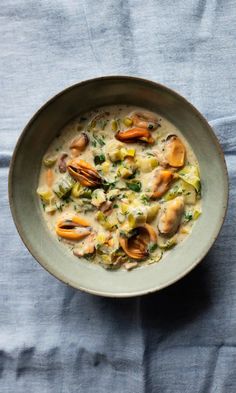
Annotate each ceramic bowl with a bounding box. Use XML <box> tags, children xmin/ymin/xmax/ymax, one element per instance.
<box><xmin>9</xmin><ymin>76</ymin><xmax>228</xmax><ymax>297</ymax></box>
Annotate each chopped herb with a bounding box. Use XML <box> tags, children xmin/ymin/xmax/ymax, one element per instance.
<box><xmin>102</xmin><ymin>180</ymin><xmax>117</xmax><ymax>191</ymax></box>
<box><xmin>98</xmin><ymin>138</ymin><xmax>105</xmax><ymax>146</ymax></box>
<box><xmin>98</xmin><ymin>119</ymin><xmax>108</xmax><ymax>130</ymax></box>
<box><xmin>82</xmin><ymin>203</ymin><xmax>96</xmax><ymax>212</ymax></box>
<box><xmin>57</xmin><ymin>203</ymin><xmax>63</xmax><ymax>212</ymax></box>
<box><xmin>79</xmin><ymin>188</ymin><xmax>92</xmax><ymax>199</ymax></box>
<box><xmin>94</xmin><ymin>154</ymin><xmax>106</xmax><ymax>165</ymax></box>
<box><xmin>64</xmin><ymin>196</ymin><xmax>73</xmax><ymax>204</ymax></box>
<box><xmin>184</xmin><ymin>212</ymin><xmax>193</xmax><ymax>222</ymax></box>
<box><xmin>87</xmin><ymin>119</ymin><xmax>97</xmax><ymax>131</ymax></box>
<box><xmin>140</xmin><ymin>194</ymin><xmax>150</xmax><ymax>204</ymax></box>
<box><xmin>113</xmin><ymin>204</ymin><xmax>118</xmax><ymax>208</ymax></box>
<box><xmin>41</xmin><ymin>201</ymin><xmax>46</xmax><ymax>210</ymax></box>
<box><xmin>92</xmin><ymin>134</ymin><xmax>105</xmax><ymax>147</ymax></box>
<box><xmin>148</xmin><ymin>243</ymin><xmax>158</xmax><ymax>253</ymax></box>
<box><xmin>126</xmin><ymin>181</ymin><xmax>142</xmax><ymax>193</ymax></box>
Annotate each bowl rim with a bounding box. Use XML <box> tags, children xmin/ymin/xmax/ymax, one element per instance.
<box><xmin>8</xmin><ymin>75</ymin><xmax>229</xmax><ymax>297</ymax></box>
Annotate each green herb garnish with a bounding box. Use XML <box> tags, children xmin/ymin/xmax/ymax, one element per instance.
<box><xmin>92</xmin><ymin>134</ymin><xmax>105</xmax><ymax>147</ymax></box>
<box><xmin>56</xmin><ymin>202</ymin><xmax>63</xmax><ymax>212</ymax></box>
<box><xmin>94</xmin><ymin>154</ymin><xmax>106</xmax><ymax>165</ymax></box>
<box><xmin>140</xmin><ymin>194</ymin><xmax>150</xmax><ymax>204</ymax></box>
<box><xmin>98</xmin><ymin>119</ymin><xmax>108</xmax><ymax>130</ymax></box>
<box><xmin>184</xmin><ymin>212</ymin><xmax>193</xmax><ymax>222</ymax></box>
<box><xmin>126</xmin><ymin>181</ymin><xmax>142</xmax><ymax>193</ymax></box>
<box><xmin>102</xmin><ymin>180</ymin><xmax>117</xmax><ymax>191</ymax></box>
<box><xmin>64</xmin><ymin>196</ymin><xmax>73</xmax><ymax>204</ymax></box>
<box><xmin>148</xmin><ymin>243</ymin><xmax>158</xmax><ymax>253</ymax></box>
<box><xmin>79</xmin><ymin>188</ymin><xmax>92</xmax><ymax>199</ymax></box>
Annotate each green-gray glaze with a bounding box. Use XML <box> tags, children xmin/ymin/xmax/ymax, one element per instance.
<box><xmin>8</xmin><ymin>76</ymin><xmax>229</xmax><ymax>297</ymax></box>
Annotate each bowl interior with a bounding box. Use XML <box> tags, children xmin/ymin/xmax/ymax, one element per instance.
<box><xmin>9</xmin><ymin>77</ymin><xmax>228</xmax><ymax>297</ymax></box>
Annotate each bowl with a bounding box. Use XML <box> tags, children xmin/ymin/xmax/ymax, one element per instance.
<box><xmin>9</xmin><ymin>76</ymin><xmax>229</xmax><ymax>297</ymax></box>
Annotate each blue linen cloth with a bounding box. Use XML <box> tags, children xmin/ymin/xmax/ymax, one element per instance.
<box><xmin>0</xmin><ymin>1</ymin><xmax>235</xmax><ymax>392</ymax></box>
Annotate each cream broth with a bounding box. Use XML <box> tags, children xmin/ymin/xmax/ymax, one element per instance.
<box><xmin>37</xmin><ymin>105</ymin><xmax>201</xmax><ymax>270</ymax></box>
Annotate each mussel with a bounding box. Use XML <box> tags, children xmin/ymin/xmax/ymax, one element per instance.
<box><xmin>130</xmin><ymin>111</ymin><xmax>159</xmax><ymax>130</ymax></box>
<box><xmin>119</xmin><ymin>224</ymin><xmax>157</xmax><ymax>260</ymax></box>
<box><xmin>165</xmin><ymin>135</ymin><xmax>186</xmax><ymax>168</ymax></box>
<box><xmin>115</xmin><ymin>127</ymin><xmax>154</xmax><ymax>144</ymax></box>
<box><xmin>151</xmin><ymin>169</ymin><xmax>175</xmax><ymax>199</ymax></box>
<box><xmin>67</xmin><ymin>159</ymin><xmax>102</xmax><ymax>187</ymax></box>
<box><xmin>56</xmin><ymin>216</ymin><xmax>92</xmax><ymax>240</ymax></box>
<box><xmin>58</xmin><ymin>153</ymin><xmax>68</xmax><ymax>173</ymax></box>
<box><xmin>69</xmin><ymin>133</ymin><xmax>89</xmax><ymax>157</ymax></box>
<box><xmin>158</xmin><ymin>196</ymin><xmax>184</xmax><ymax>235</ymax></box>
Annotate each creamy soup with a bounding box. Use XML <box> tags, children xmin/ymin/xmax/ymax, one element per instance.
<box><xmin>37</xmin><ymin>105</ymin><xmax>201</xmax><ymax>270</ymax></box>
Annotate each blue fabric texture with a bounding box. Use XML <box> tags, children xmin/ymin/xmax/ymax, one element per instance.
<box><xmin>0</xmin><ymin>1</ymin><xmax>235</xmax><ymax>392</ymax></box>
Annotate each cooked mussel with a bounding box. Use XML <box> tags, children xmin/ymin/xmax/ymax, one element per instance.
<box><xmin>115</xmin><ymin>127</ymin><xmax>154</xmax><ymax>144</ymax></box>
<box><xmin>69</xmin><ymin>133</ymin><xmax>89</xmax><ymax>157</ymax></box>
<box><xmin>158</xmin><ymin>196</ymin><xmax>184</xmax><ymax>235</ymax></box>
<box><xmin>67</xmin><ymin>159</ymin><xmax>102</xmax><ymax>187</ymax></box>
<box><xmin>56</xmin><ymin>216</ymin><xmax>92</xmax><ymax>240</ymax></box>
<box><xmin>58</xmin><ymin>153</ymin><xmax>68</xmax><ymax>173</ymax></box>
<box><xmin>165</xmin><ymin>135</ymin><xmax>186</xmax><ymax>168</ymax></box>
<box><xmin>119</xmin><ymin>224</ymin><xmax>157</xmax><ymax>260</ymax></box>
<box><xmin>151</xmin><ymin>169</ymin><xmax>176</xmax><ymax>199</ymax></box>
<box><xmin>130</xmin><ymin>111</ymin><xmax>159</xmax><ymax>130</ymax></box>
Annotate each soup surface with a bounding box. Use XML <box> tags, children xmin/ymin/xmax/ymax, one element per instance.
<box><xmin>37</xmin><ymin>105</ymin><xmax>201</xmax><ymax>270</ymax></box>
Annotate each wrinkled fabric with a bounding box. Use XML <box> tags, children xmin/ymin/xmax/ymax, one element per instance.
<box><xmin>0</xmin><ymin>1</ymin><xmax>236</xmax><ymax>392</ymax></box>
